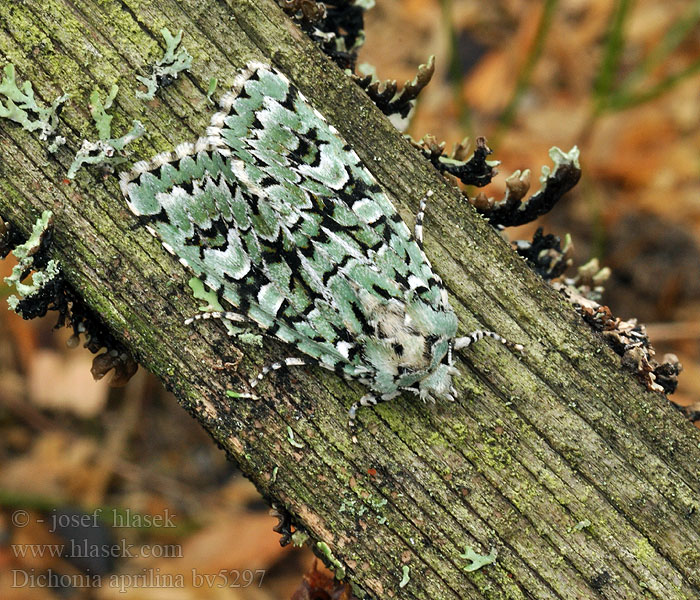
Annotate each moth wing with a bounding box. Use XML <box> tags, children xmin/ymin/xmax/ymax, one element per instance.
<box><xmin>120</xmin><ymin>62</ymin><xmax>449</xmax><ymax>374</ymax></box>
<box><xmin>208</xmin><ymin>63</ymin><xmax>449</xmax><ymax>312</ymax></box>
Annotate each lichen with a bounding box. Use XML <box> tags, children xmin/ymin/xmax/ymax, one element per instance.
<box><xmin>398</xmin><ymin>564</ymin><xmax>410</xmax><ymax>588</ymax></box>
<box><xmin>316</xmin><ymin>541</ymin><xmax>346</xmax><ymax>580</ymax></box>
<box><xmin>287</xmin><ymin>426</ymin><xmax>305</xmax><ymax>449</ymax></box>
<box><xmin>0</xmin><ymin>63</ymin><xmax>68</xmax><ymax>151</ymax></box>
<box><xmin>135</xmin><ymin>28</ymin><xmax>192</xmax><ymax>101</ymax></box>
<box><xmin>2</xmin><ymin>210</ymin><xmax>137</xmax><ymax>385</ymax></box>
<box><xmin>460</xmin><ymin>544</ymin><xmax>497</xmax><ymax>572</ymax></box>
<box><xmin>91</xmin><ymin>83</ymin><xmax>119</xmax><ymax>140</ymax></box>
<box><xmin>206</xmin><ymin>77</ymin><xmax>218</xmax><ymax>104</ymax></box>
<box><xmin>571</xmin><ymin>519</ymin><xmax>591</xmax><ymax>533</ymax></box>
<box><xmin>4</xmin><ymin>210</ymin><xmax>59</xmax><ymax>313</ymax></box>
<box><xmin>632</xmin><ymin>536</ymin><xmax>655</xmax><ymax>565</ymax></box>
<box><xmin>188</xmin><ymin>277</ymin><xmax>262</xmax><ymax>344</ymax></box>
<box><xmin>226</xmin><ymin>391</ymin><xmax>255</xmax><ymax>399</ymax></box>
<box><xmin>67</xmin><ymin>85</ymin><xmax>144</xmax><ymax>179</ymax></box>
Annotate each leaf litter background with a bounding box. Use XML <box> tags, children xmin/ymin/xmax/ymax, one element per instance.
<box><xmin>1</xmin><ymin>0</ymin><xmax>700</xmax><ymax>598</ymax></box>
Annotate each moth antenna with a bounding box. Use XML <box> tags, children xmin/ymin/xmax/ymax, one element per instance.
<box><xmin>414</xmin><ymin>190</ymin><xmax>433</xmax><ymax>250</ymax></box>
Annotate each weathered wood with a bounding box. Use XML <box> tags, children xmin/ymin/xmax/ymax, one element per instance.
<box><xmin>1</xmin><ymin>1</ymin><xmax>699</xmax><ymax>598</ymax></box>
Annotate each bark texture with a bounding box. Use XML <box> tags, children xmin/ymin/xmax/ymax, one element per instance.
<box><xmin>1</xmin><ymin>1</ymin><xmax>699</xmax><ymax>598</ymax></box>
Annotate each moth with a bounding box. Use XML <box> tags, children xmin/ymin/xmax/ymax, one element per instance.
<box><xmin>120</xmin><ymin>61</ymin><xmax>522</xmax><ymax>434</ymax></box>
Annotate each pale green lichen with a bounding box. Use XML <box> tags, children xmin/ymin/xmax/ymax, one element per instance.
<box><xmin>67</xmin><ymin>85</ymin><xmax>144</xmax><ymax>179</ymax></box>
<box><xmin>287</xmin><ymin>426</ymin><xmax>305</xmax><ymax>449</ymax></box>
<box><xmin>4</xmin><ymin>210</ymin><xmax>60</xmax><ymax>315</ymax></box>
<box><xmin>338</xmin><ymin>494</ymin><xmax>387</xmax><ymax>522</ymax></box>
<box><xmin>91</xmin><ymin>83</ymin><xmax>118</xmax><ymax>140</ymax></box>
<box><xmin>369</xmin><ymin>497</ymin><xmax>387</xmax><ymax>510</ymax></box>
<box><xmin>188</xmin><ymin>277</ymin><xmax>262</xmax><ymax>345</ymax></box>
<box><xmin>0</xmin><ymin>63</ymin><xmax>68</xmax><ymax>151</ymax></box>
<box><xmin>460</xmin><ymin>544</ymin><xmax>497</xmax><ymax>572</ymax></box>
<box><xmin>316</xmin><ymin>542</ymin><xmax>345</xmax><ymax>580</ymax></box>
<box><xmin>207</xmin><ymin>77</ymin><xmax>218</xmax><ymax>104</ymax></box>
<box><xmin>570</xmin><ymin>518</ymin><xmax>591</xmax><ymax>533</ymax></box>
<box><xmin>189</xmin><ymin>277</ymin><xmax>220</xmax><ymax>310</ymax></box>
<box><xmin>238</xmin><ymin>332</ymin><xmax>263</xmax><ymax>346</ymax></box>
<box><xmin>136</xmin><ymin>28</ymin><xmax>192</xmax><ymax>101</ymax></box>
<box><xmin>398</xmin><ymin>565</ymin><xmax>410</xmax><ymax>588</ymax></box>
<box><xmin>47</xmin><ymin>136</ymin><xmax>66</xmax><ymax>153</ymax></box>
<box><xmin>226</xmin><ymin>391</ymin><xmax>255</xmax><ymax>399</ymax></box>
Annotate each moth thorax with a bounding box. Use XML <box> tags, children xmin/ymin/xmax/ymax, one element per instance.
<box><xmin>356</xmin><ymin>289</ymin><xmax>407</xmax><ymax>337</ymax></box>
<box><xmin>360</xmin><ymin>295</ymin><xmax>429</xmax><ymax>367</ymax></box>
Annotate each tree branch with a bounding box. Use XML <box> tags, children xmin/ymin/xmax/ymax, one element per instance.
<box><xmin>1</xmin><ymin>1</ymin><xmax>699</xmax><ymax>598</ymax></box>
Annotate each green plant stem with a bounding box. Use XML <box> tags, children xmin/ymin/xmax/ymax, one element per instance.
<box><xmin>615</xmin><ymin>2</ymin><xmax>700</xmax><ymax>98</ymax></box>
<box><xmin>493</xmin><ymin>0</ymin><xmax>559</xmax><ymax>145</ymax></box>
<box><xmin>592</xmin><ymin>0</ymin><xmax>634</xmax><ymax>115</ymax></box>
<box><xmin>439</xmin><ymin>0</ymin><xmax>472</xmax><ymax>135</ymax></box>
<box><xmin>607</xmin><ymin>56</ymin><xmax>700</xmax><ymax>111</ymax></box>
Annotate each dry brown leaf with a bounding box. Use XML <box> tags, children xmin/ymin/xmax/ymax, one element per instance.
<box><xmin>27</xmin><ymin>350</ymin><xmax>110</xmax><ymax>418</ymax></box>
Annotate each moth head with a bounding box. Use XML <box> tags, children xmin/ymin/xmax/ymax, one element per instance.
<box><xmin>414</xmin><ymin>336</ymin><xmax>460</xmax><ymax>402</ymax></box>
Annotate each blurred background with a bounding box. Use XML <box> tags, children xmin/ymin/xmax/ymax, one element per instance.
<box><xmin>1</xmin><ymin>0</ymin><xmax>699</xmax><ymax>598</ymax></box>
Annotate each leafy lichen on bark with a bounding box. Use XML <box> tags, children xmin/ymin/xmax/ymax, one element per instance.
<box><xmin>1</xmin><ymin>1</ymin><xmax>699</xmax><ymax>599</ymax></box>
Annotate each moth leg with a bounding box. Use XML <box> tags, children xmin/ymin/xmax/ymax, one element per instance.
<box><xmin>348</xmin><ymin>394</ymin><xmax>376</xmax><ymax>442</ymax></box>
<box><xmin>250</xmin><ymin>357</ymin><xmax>318</xmax><ymax>389</ymax></box>
<box><xmin>348</xmin><ymin>392</ymin><xmax>400</xmax><ymax>442</ymax></box>
<box><xmin>398</xmin><ymin>386</ymin><xmax>449</xmax><ymax>403</ymax></box>
<box><xmin>454</xmin><ymin>330</ymin><xmax>524</xmax><ymax>353</ymax></box>
<box><xmin>185</xmin><ymin>310</ymin><xmax>265</xmax><ymax>345</ymax></box>
<box><xmin>414</xmin><ymin>190</ymin><xmax>434</xmax><ymax>250</ymax></box>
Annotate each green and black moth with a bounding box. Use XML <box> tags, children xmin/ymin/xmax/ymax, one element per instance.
<box><xmin>119</xmin><ymin>62</ymin><xmax>522</xmax><ymax>437</ymax></box>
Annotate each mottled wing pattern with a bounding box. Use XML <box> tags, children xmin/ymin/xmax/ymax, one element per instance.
<box><xmin>120</xmin><ymin>62</ymin><xmax>449</xmax><ymax>379</ymax></box>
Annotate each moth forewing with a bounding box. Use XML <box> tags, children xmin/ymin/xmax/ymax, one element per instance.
<box><xmin>120</xmin><ymin>61</ymin><xmax>522</xmax><ymax>437</ymax></box>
